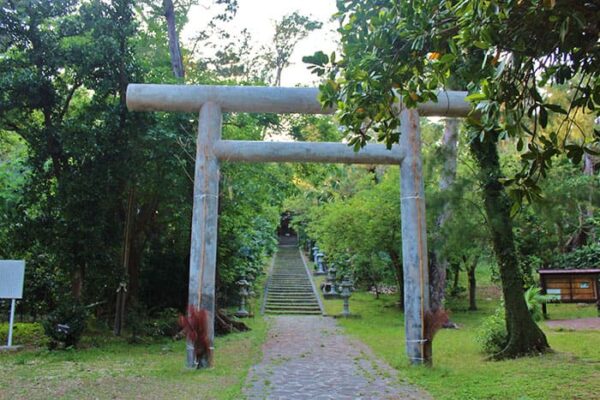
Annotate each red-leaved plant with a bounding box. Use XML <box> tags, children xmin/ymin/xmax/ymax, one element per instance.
<box><xmin>424</xmin><ymin>309</ymin><xmax>449</xmax><ymax>343</ymax></box>
<box><xmin>179</xmin><ymin>305</ymin><xmax>211</xmax><ymax>368</ymax></box>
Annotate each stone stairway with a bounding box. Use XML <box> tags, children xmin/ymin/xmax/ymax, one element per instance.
<box><xmin>264</xmin><ymin>245</ymin><xmax>322</xmax><ymax>315</ymax></box>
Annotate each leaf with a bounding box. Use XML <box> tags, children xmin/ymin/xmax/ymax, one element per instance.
<box><xmin>539</xmin><ymin>107</ymin><xmax>548</xmax><ymax>129</ymax></box>
<box><xmin>302</xmin><ymin>51</ymin><xmax>329</xmax><ymax>67</ymax></box>
<box><xmin>516</xmin><ymin>138</ymin><xmax>524</xmax><ymax>152</ymax></box>
<box><xmin>583</xmin><ymin>146</ymin><xmax>600</xmax><ymax>156</ymax></box>
<box><xmin>543</xmin><ymin>103</ymin><xmax>567</xmax><ymax>114</ymax></box>
<box><xmin>466</xmin><ymin>93</ymin><xmax>487</xmax><ymax>102</ymax></box>
<box><xmin>559</xmin><ymin>17</ymin><xmax>569</xmax><ymax>43</ymax></box>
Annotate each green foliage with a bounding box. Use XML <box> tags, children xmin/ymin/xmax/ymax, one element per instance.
<box><xmin>549</xmin><ymin>243</ymin><xmax>600</xmax><ymax>270</ymax></box>
<box><xmin>264</xmin><ymin>11</ymin><xmax>322</xmax><ymax>85</ymax></box>
<box><xmin>146</xmin><ymin>308</ymin><xmax>181</xmax><ymax>337</ymax></box>
<box><xmin>307</xmin><ymin>0</ymin><xmax>599</xmax><ymax>200</ymax></box>
<box><xmin>476</xmin><ymin>303</ymin><xmax>508</xmax><ymax>355</ymax></box>
<box><xmin>42</xmin><ymin>301</ymin><xmax>88</xmax><ymax>349</ymax></box>
<box><xmin>0</xmin><ymin>322</ymin><xmax>47</xmax><ymax>347</ymax></box>
<box><xmin>524</xmin><ymin>287</ymin><xmax>553</xmax><ymax>322</ymax></box>
<box><xmin>291</xmin><ymin>167</ymin><xmax>401</xmax><ymax>292</ymax></box>
<box><xmin>0</xmin><ymin>0</ymin><xmax>296</xmax><ymax>322</ymax></box>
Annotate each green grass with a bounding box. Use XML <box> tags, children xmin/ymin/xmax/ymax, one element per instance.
<box><xmin>0</xmin><ymin>318</ymin><xmax>267</xmax><ymax>400</ymax></box>
<box><xmin>0</xmin><ymin>260</ymin><xmax>273</xmax><ymax>400</ymax></box>
<box><xmin>314</xmin><ymin>266</ymin><xmax>600</xmax><ymax>400</ymax></box>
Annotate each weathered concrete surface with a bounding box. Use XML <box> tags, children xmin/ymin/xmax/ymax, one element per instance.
<box><xmin>399</xmin><ymin>108</ymin><xmax>430</xmax><ymax>364</ymax></box>
<box><xmin>243</xmin><ymin>316</ymin><xmax>431</xmax><ymax>400</ymax></box>
<box><xmin>187</xmin><ymin>102</ymin><xmax>221</xmax><ymax>368</ymax></box>
<box><xmin>214</xmin><ymin>140</ymin><xmax>404</xmax><ymax>165</ymax></box>
<box><xmin>126</xmin><ymin>84</ymin><xmax>470</xmax><ymax>117</ymax></box>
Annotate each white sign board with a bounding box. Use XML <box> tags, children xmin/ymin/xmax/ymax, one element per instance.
<box><xmin>0</xmin><ymin>260</ymin><xmax>25</xmax><ymax>299</ymax></box>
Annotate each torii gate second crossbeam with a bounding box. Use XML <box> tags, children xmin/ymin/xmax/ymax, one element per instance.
<box><xmin>126</xmin><ymin>84</ymin><xmax>470</xmax><ymax>368</ymax></box>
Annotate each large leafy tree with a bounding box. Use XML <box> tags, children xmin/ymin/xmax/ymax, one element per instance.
<box><xmin>0</xmin><ymin>0</ymin><xmax>142</xmax><ymax>301</ymax></box>
<box><xmin>305</xmin><ymin>0</ymin><xmax>599</xmax><ymax>358</ymax></box>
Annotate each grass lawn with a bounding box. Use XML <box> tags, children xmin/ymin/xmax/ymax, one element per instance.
<box><xmin>314</xmin><ymin>267</ymin><xmax>600</xmax><ymax>400</ymax></box>
<box><xmin>0</xmin><ymin>260</ymin><xmax>272</xmax><ymax>400</ymax></box>
<box><xmin>0</xmin><ymin>316</ymin><xmax>267</xmax><ymax>400</ymax></box>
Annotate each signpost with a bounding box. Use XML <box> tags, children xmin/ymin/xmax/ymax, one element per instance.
<box><xmin>0</xmin><ymin>260</ymin><xmax>25</xmax><ymax>349</ymax></box>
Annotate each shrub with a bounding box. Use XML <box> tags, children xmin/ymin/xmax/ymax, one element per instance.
<box><xmin>42</xmin><ymin>301</ymin><xmax>87</xmax><ymax>349</ymax></box>
<box><xmin>549</xmin><ymin>243</ymin><xmax>600</xmax><ymax>270</ymax></box>
<box><xmin>0</xmin><ymin>322</ymin><xmax>47</xmax><ymax>347</ymax></box>
<box><xmin>476</xmin><ymin>304</ymin><xmax>508</xmax><ymax>355</ymax></box>
<box><xmin>147</xmin><ymin>308</ymin><xmax>181</xmax><ymax>337</ymax></box>
<box><xmin>524</xmin><ymin>287</ymin><xmax>553</xmax><ymax>322</ymax></box>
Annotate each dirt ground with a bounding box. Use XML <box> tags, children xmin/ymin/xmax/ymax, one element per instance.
<box><xmin>545</xmin><ymin>317</ymin><xmax>600</xmax><ymax>330</ymax></box>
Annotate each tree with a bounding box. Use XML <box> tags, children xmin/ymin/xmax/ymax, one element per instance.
<box><xmin>429</xmin><ymin>119</ymin><xmax>460</xmax><ymax>313</ymax></box>
<box><xmin>265</xmin><ymin>12</ymin><xmax>322</xmax><ymax>86</ymax></box>
<box><xmin>300</xmin><ymin>0</ymin><xmax>600</xmax><ymax>358</ymax></box>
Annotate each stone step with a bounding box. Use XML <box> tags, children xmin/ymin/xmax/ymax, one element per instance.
<box><xmin>262</xmin><ymin>246</ymin><xmax>322</xmax><ymax>316</ymax></box>
<box><xmin>268</xmin><ymin>292</ymin><xmax>314</xmax><ymax>296</ymax></box>
<box><xmin>266</xmin><ymin>304</ymin><xmax>320</xmax><ymax>309</ymax></box>
<box><xmin>265</xmin><ymin>306</ymin><xmax>321</xmax><ymax>312</ymax></box>
<box><xmin>264</xmin><ymin>310</ymin><xmax>321</xmax><ymax>315</ymax></box>
<box><xmin>270</xmin><ymin>285</ymin><xmax>312</xmax><ymax>288</ymax></box>
<box><xmin>266</xmin><ymin>299</ymin><xmax>319</xmax><ymax>304</ymax></box>
<box><xmin>267</xmin><ymin>292</ymin><xmax>316</xmax><ymax>296</ymax></box>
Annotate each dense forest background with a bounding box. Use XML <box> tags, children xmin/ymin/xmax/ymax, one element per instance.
<box><xmin>0</xmin><ymin>0</ymin><xmax>598</xmax><ymax>339</ymax></box>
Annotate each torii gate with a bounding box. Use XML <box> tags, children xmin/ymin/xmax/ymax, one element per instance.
<box><xmin>126</xmin><ymin>84</ymin><xmax>469</xmax><ymax>367</ymax></box>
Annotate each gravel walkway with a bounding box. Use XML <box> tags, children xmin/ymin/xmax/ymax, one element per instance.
<box><xmin>545</xmin><ymin>317</ymin><xmax>600</xmax><ymax>330</ymax></box>
<box><xmin>243</xmin><ymin>316</ymin><xmax>430</xmax><ymax>400</ymax></box>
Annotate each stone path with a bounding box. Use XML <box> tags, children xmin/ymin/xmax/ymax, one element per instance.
<box><xmin>546</xmin><ymin>317</ymin><xmax>600</xmax><ymax>330</ymax></box>
<box><xmin>243</xmin><ymin>316</ymin><xmax>430</xmax><ymax>400</ymax></box>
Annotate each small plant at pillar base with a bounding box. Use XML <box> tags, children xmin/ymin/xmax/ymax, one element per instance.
<box><xmin>179</xmin><ymin>305</ymin><xmax>211</xmax><ymax>368</ymax></box>
<box><xmin>424</xmin><ymin>309</ymin><xmax>449</xmax><ymax>343</ymax></box>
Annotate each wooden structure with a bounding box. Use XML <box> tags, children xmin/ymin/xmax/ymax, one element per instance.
<box><xmin>539</xmin><ymin>269</ymin><xmax>600</xmax><ymax>316</ymax></box>
<box><xmin>127</xmin><ymin>83</ymin><xmax>470</xmax><ymax>368</ymax></box>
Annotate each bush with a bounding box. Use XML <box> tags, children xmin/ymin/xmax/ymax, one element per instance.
<box><xmin>524</xmin><ymin>287</ymin><xmax>553</xmax><ymax>322</ymax></box>
<box><xmin>42</xmin><ymin>301</ymin><xmax>87</xmax><ymax>349</ymax></box>
<box><xmin>146</xmin><ymin>308</ymin><xmax>181</xmax><ymax>337</ymax></box>
<box><xmin>0</xmin><ymin>322</ymin><xmax>47</xmax><ymax>347</ymax></box>
<box><xmin>476</xmin><ymin>304</ymin><xmax>508</xmax><ymax>355</ymax></box>
<box><xmin>549</xmin><ymin>243</ymin><xmax>600</xmax><ymax>270</ymax></box>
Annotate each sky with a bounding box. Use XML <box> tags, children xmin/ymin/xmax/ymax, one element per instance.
<box><xmin>182</xmin><ymin>0</ymin><xmax>339</xmax><ymax>87</ymax></box>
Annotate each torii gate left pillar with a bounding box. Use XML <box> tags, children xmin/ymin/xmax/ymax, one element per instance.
<box><xmin>187</xmin><ymin>102</ymin><xmax>221</xmax><ymax>368</ymax></box>
<box><xmin>127</xmin><ymin>83</ymin><xmax>470</xmax><ymax>368</ymax></box>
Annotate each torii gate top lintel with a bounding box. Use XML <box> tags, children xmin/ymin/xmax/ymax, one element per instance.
<box><xmin>127</xmin><ymin>83</ymin><xmax>469</xmax><ymax>117</ymax></box>
<box><xmin>126</xmin><ymin>83</ymin><xmax>470</xmax><ymax>369</ymax></box>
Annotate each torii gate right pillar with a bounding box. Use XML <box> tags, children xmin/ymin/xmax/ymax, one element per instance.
<box><xmin>399</xmin><ymin>108</ymin><xmax>431</xmax><ymax>364</ymax></box>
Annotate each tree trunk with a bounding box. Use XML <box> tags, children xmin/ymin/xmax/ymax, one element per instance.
<box><xmin>470</xmin><ymin>134</ymin><xmax>549</xmax><ymax>358</ymax></box>
<box><xmin>274</xmin><ymin>66</ymin><xmax>283</xmax><ymax>87</ymax></box>
<box><xmin>163</xmin><ymin>0</ymin><xmax>185</xmax><ymax>79</ymax></box>
<box><xmin>467</xmin><ymin>261</ymin><xmax>477</xmax><ymax>311</ymax></box>
<box><xmin>430</xmin><ymin>119</ymin><xmax>459</xmax><ymax>312</ymax></box>
<box><xmin>115</xmin><ymin>187</ymin><xmax>135</xmax><ymax>335</ymax></box>
<box><xmin>583</xmin><ymin>153</ymin><xmax>595</xmax><ymax>243</ymax></box>
<box><xmin>389</xmin><ymin>250</ymin><xmax>404</xmax><ymax>310</ymax></box>
<box><xmin>452</xmin><ymin>263</ymin><xmax>460</xmax><ymax>292</ymax></box>
<box><xmin>71</xmin><ymin>264</ymin><xmax>84</xmax><ymax>300</ymax></box>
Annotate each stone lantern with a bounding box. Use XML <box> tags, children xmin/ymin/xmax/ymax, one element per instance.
<box><xmin>235</xmin><ymin>278</ymin><xmax>251</xmax><ymax>318</ymax></box>
<box><xmin>312</xmin><ymin>246</ymin><xmax>320</xmax><ymax>263</ymax></box>
<box><xmin>315</xmin><ymin>252</ymin><xmax>326</xmax><ymax>275</ymax></box>
<box><xmin>340</xmin><ymin>276</ymin><xmax>354</xmax><ymax>317</ymax></box>
<box><xmin>321</xmin><ymin>265</ymin><xmax>339</xmax><ymax>298</ymax></box>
